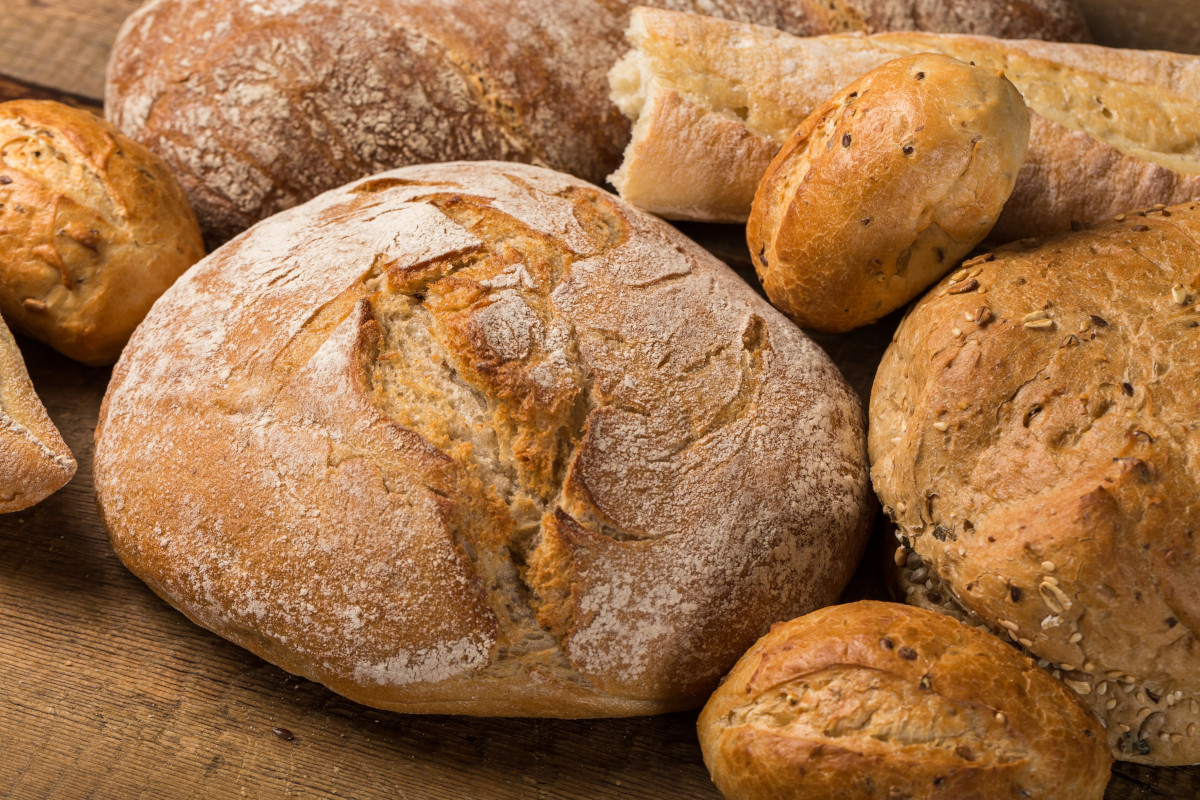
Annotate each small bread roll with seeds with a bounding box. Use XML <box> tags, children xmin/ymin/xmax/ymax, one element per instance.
<box><xmin>0</xmin><ymin>313</ymin><xmax>75</xmax><ymax>511</ymax></box>
<box><xmin>0</xmin><ymin>100</ymin><xmax>204</xmax><ymax>365</ymax></box>
<box><xmin>747</xmin><ymin>53</ymin><xmax>1029</xmax><ymax>332</ymax></box>
<box><xmin>698</xmin><ymin>601</ymin><xmax>1111</xmax><ymax>800</ymax></box>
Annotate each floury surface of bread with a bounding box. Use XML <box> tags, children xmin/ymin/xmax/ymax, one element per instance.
<box><xmin>870</xmin><ymin>201</ymin><xmax>1200</xmax><ymax>765</ymax></box>
<box><xmin>104</xmin><ymin>0</ymin><xmax>1087</xmax><ymax>244</ymax></box>
<box><xmin>609</xmin><ymin>9</ymin><xmax>1200</xmax><ymax>240</ymax></box>
<box><xmin>698</xmin><ymin>602</ymin><xmax>1111</xmax><ymax>800</ymax></box>
<box><xmin>0</xmin><ymin>314</ymin><xmax>75</xmax><ymax>512</ymax></box>
<box><xmin>93</xmin><ymin>162</ymin><xmax>873</xmax><ymax>717</ymax></box>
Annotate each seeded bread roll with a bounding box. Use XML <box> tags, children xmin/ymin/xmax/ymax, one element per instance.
<box><xmin>609</xmin><ymin>9</ymin><xmax>1200</xmax><ymax>239</ymax></box>
<box><xmin>0</xmin><ymin>100</ymin><xmax>204</xmax><ymax>365</ymax></box>
<box><xmin>93</xmin><ymin>161</ymin><xmax>873</xmax><ymax>717</ymax></box>
<box><xmin>0</xmin><ymin>314</ymin><xmax>75</xmax><ymax>512</ymax></box>
<box><xmin>698</xmin><ymin>601</ymin><xmax>1112</xmax><ymax>800</ymax></box>
<box><xmin>104</xmin><ymin>0</ymin><xmax>1087</xmax><ymax>244</ymax></box>
<box><xmin>747</xmin><ymin>54</ymin><xmax>1028</xmax><ymax>333</ymax></box>
<box><xmin>869</xmin><ymin>200</ymin><xmax>1200</xmax><ymax>765</ymax></box>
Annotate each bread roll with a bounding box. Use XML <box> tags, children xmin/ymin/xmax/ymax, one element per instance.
<box><xmin>609</xmin><ymin>8</ymin><xmax>1200</xmax><ymax>240</ymax></box>
<box><xmin>104</xmin><ymin>0</ymin><xmax>1087</xmax><ymax>244</ymax></box>
<box><xmin>93</xmin><ymin>161</ymin><xmax>873</xmax><ymax>717</ymax></box>
<box><xmin>698</xmin><ymin>601</ymin><xmax>1112</xmax><ymax>800</ymax></box>
<box><xmin>869</xmin><ymin>201</ymin><xmax>1200</xmax><ymax>765</ymax></box>
<box><xmin>0</xmin><ymin>314</ymin><xmax>75</xmax><ymax>512</ymax></box>
<box><xmin>0</xmin><ymin>100</ymin><xmax>204</xmax><ymax>365</ymax></box>
<box><xmin>747</xmin><ymin>54</ymin><xmax>1028</xmax><ymax>332</ymax></box>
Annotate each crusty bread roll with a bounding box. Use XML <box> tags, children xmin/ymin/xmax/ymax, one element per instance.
<box><xmin>93</xmin><ymin>161</ymin><xmax>873</xmax><ymax>717</ymax></box>
<box><xmin>870</xmin><ymin>200</ymin><xmax>1200</xmax><ymax>765</ymax></box>
<box><xmin>698</xmin><ymin>601</ymin><xmax>1112</xmax><ymax>800</ymax></box>
<box><xmin>747</xmin><ymin>54</ymin><xmax>1028</xmax><ymax>332</ymax></box>
<box><xmin>609</xmin><ymin>8</ymin><xmax>1200</xmax><ymax>240</ymax></box>
<box><xmin>104</xmin><ymin>0</ymin><xmax>1087</xmax><ymax>244</ymax></box>
<box><xmin>0</xmin><ymin>314</ymin><xmax>75</xmax><ymax>512</ymax></box>
<box><xmin>0</xmin><ymin>100</ymin><xmax>204</xmax><ymax>365</ymax></box>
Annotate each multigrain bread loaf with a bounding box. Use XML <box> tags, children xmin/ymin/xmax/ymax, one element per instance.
<box><xmin>0</xmin><ymin>314</ymin><xmax>75</xmax><ymax>512</ymax></box>
<box><xmin>609</xmin><ymin>8</ymin><xmax>1200</xmax><ymax>240</ymax></box>
<box><xmin>93</xmin><ymin>161</ymin><xmax>874</xmax><ymax>717</ymax></box>
<box><xmin>105</xmin><ymin>0</ymin><xmax>1088</xmax><ymax>244</ymax></box>
<box><xmin>747</xmin><ymin>54</ymin><xmax>1028</xmax><ymax>332</ymax></box>
<box><xmin>697</xmin><ymin>601</ymin><xmax>1112</xmax><ymax>800</ymax></box>
<box><xmin>869</xmin><ymin>200</ymin><xmax>1200</xmax><ymax>765</ymax></box>
<box><xmin>0</xmin><ymin>100</ymin><xmax>204</xmax><ymax>365</ymax></box>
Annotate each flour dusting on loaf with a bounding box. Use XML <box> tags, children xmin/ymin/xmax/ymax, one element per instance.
<box><xmin>94</xmin><ymin>162</ymin><xmax>872</xmax><ymax>717</ymax></box>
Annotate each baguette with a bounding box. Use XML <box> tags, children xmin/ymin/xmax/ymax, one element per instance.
<box><xmin>105</xmin><ymin>0</ymin><xmax>1088</xmax><ymax>244</ymax></box>
<box><xmin>609</xmin><ymin>8</ymin><xmax>1200</xmax><ymax>240</ymax></box>
<box><xmin>0</xmin><ymin>315</ymin><xmax>75</xmax><ymax>512</ymax></box>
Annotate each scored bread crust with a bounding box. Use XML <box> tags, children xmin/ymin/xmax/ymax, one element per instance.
<box><xmin>697</xmin><ymin>601</ymin><xmax>1111</xmax><ymax>800</ymax></box>
<box><xmin>104</xmin><ymin>0</ymin><xmax>1087</xmax><ymax>244</ymax></box>
<box><xmin>0</xmin><ymin>314</ymin><xmax>75</xmax><ymax>512</ymax></box>
<box><xmin>869</xmin><ymin>201</ymin><xmax>1200</xmax><ymax>764</ymax></box>
<box><xmin>0</xmin><ymin>100</ymin><xmax>204</xmax><ymax>365</ymax></box>
<box><xmin>93</xmin><ymin>161</ymin><xmax>873</xmax><ymax>717</ymax></box>
<box><xmin>609</xmin><ymin>9</ymin><xmax>1200</xmax><ymax>240</ymax></box>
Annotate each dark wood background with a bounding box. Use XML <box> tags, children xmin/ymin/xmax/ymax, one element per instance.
<box><xmin>2</xmin><ymin>1</ymin><xmax>1199</xmax><ymax>797</ymax></box>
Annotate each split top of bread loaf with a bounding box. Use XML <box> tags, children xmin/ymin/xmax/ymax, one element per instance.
<box><xmin>609</xmin><ymin>8</ymin><xmax>1200</xmax><ymax>238</ymax></box>
<box><xmin>870</xmin><ymin>200</ymin><xmax>1200</xmax><ymax>764</ymax></box>
<box><xmin>698</xmin><ymin>602</ymin><xmax>1111</xmax><ymax>800</ymax></box>
<box><xmin>93</xmin><ymin>162</ymin><xmax>873</xmax><ymax>717</ymax></box>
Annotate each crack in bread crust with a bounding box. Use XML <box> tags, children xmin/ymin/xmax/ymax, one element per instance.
<box><xmin>94</xmin><ymin>162</ymin><xmax>872</xmax><ymax>716</ymax></box>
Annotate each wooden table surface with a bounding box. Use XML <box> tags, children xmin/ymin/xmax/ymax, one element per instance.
<box><xmin>2</xmin><ymin>1</ymin><xmax>1200</xmax><ymax>798</ymax></box>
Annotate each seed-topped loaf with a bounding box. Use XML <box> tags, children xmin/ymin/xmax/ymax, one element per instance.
<box><xmin>870</xmin><ymin>200</ymin><xmax>1200</xmax><ymax>764</ymax></box>
<box><xmin>93</xmin><ymin>162</ymin><xmax>873</xmax><ymax>716</ymax></box>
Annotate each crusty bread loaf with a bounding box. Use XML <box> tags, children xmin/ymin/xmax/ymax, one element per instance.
<box><xmin>104</xmin><ymin>0</ymin><xmax>1088</xmax><ymax>244</ymax></box>
<box><xmin>93</xmin><ymin>161</ymin><xmax>873</xmax><ymax>717</ymax></box>
<box><xmin>747</xmin><ymin>54</ymin><xmax>1028</xmax><ymax>332</ymax></box>
<box><xmin>870</xmin><ymin>200</ymin><xmax>1200</xmax><ymax>765</ymax></box>
<box><xmin>0</xmin><ymin>314</ymin><xmax>75</xmax><ymax>512</ymax></box>
<box><xmin>698</xmin><ymin>601</ymin><xmax>1112</xmax><ymax>800</ymax></box>
<box><xmin>609</xmin><ymin>8</ymin><xmax>1200</xmax><ymax>240</ymax></box>
<box><xmin>0</xmin><ymin>100</ymin><xmax>204</xmax><ymax>365</ymax></box>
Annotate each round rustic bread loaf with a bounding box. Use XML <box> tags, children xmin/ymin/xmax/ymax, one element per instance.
<box><xmin>698</xmin><ymin>601</ymin><xmax>1111</xmax><ymax>800</ymax></box>
<box><xmin>0</xmin><ymin>313</ymin><xmax>75</xmax><ymax>512</ymax></box>
<box><xmin>104</xmin><ymin>0</ymin><xmax>1087</xmax><ymax>244</ymax></box>
<box><xmin>93</xmin><ymin>161</ymin><xmax>873</xmax><ymax>716</ymax></box>
<box><xmin>747</xmin><ymin>54</ymin><xmax>1029</xmax><ymax>332</ymax></box>
<box><xmin>870</xmin><ymin>201</ymin><xmax>1200</xmax><ymax>764</ymax></box>
<box><xmin>0</xmin><ymin>100</ymin><xmax>204</xmax><ymax>365</ymax></box>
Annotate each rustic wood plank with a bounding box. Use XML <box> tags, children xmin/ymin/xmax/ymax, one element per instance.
<box><xmin>0</xmin><ymin>0</ymin><xmax>141</xmax><ymax>102</ymax></box>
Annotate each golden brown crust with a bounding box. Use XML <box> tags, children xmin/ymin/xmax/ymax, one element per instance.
<box><xmin>609</xmin><ymin>9</ymin><xmax>1200</xmax><ymax>237</ymax></box>
<box><xmin>747</xmin><ymin>54</ymin><xmax>1028</xmax><ymax>332</ymax></box>
<box><xmin>0</xmin><ymin>314</ymin><xmax>75</xmax><ymax>512</ymax></box>
<box><xmin>869</xmin><ymin>200</ymin><xmax>1200</xmax><ymax>764</ymax></box>
<box><xmin>0</xmin><ymin>100</ymin><xmax>204</xmax><ymax>365</ymax></box>
<box><xmin>93</xmin><ymin>162</ymin><xmax>873</xmax><ymax>717</ymax></box>
<box><xmin>698</xmin><ymin>601</ymin><xmax>1111</xmax><ymax>800</ymax></box>
<box><xmin>104</xmin><ymin>0</ymin><xmax>1088</xmax><ymax>244</ymax></box>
